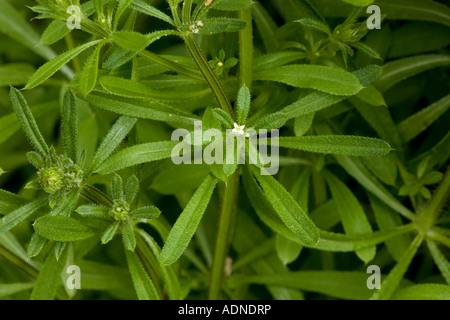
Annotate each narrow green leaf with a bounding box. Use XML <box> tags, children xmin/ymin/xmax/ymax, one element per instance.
<box><xmin>27</xmin><ymin>233</ymin><xmax>48</xmax><ymax>258</ymax></box>
<box><xmin>251</xmin><ymin>166</ymin><xmax>320</xmax><ymax>246</ymax></box>
<box><xmin>369</xmin><ymin>195</ymin><xmax>410</xmax><ymax>262</ymax></box>
<box><xmin>123</xmin><ymin>218</ymin><xmax>136</xmax><ymax>251</ymax></box>
<box><xmin>84</xmin><ymin>92</ymin><xmax>198</xmax><ymax>126</ymax></box>
<box><xmin>370</xmin><ymin>234</ymin><xmax>424</xmax><ymax>300</ymax></box>
<box><xmin>9</xmin><ymin>87</ymin><xmax>50</xmax><ymax>156</ymax></box>
<box><xmin>0</xmin><ymin>283</ymin><xmax>34</xmax><ymax>298</ymax></box>
<box><xmin>0</xmin><ymin>197</ymin><xmax>46</xmax><ymax>235</ymax></box>
<box><xmin>113</xmin><ymin>0</ymin><xmax>134</xmax><ymax>30</ymax></box>
<box><xmin>24</xmin><ymin>40</ymin><xmax>102</xmax><ymax>90</ymax></box>
<box><xmin>427</xmin><ymin>240</ymin><xmax>450</xmax><ymax>285</ymax></box>
<box><xmin>159</xmin><ymin>174</ymin><xmax>218</xmax><ymax>266</ymax></box>
<box><xmin>294</xmin><ymin>113</ymin><xmax>314</xmax><ymax>137</ymax></box>
<box><xmin>297</xmin><ymin>18</ymin><xmax>331</xmax><ymax>35</ymax></box>
<box><xmin>79</xmin><ymin>43</ymin><xmax>104</xmax><ymax>96</ymax></box>
<box><xmin>199</xmin><ymin>18</ymin><xmax>247</xmax><ymax>35</ymax></box>
<box><xmin>392</xmin><ymin>284</ymin><xmax>450</xmax><ymax>300</ymax></box>
<box><xmin>40</xmin><ymin>19</ymin><xmax>70</xmax><ymax>46</ymax></box>
<box><xmin>397</xmin><ymin>94</ymin><xmax>450</xmax><ymax>142</ymax></box>
<box><xmin>30</xmin><ymin>250</ymin><xmax>67</xmax><ymax>300</ymax></box>
<box><xmin>253</xmin><ymin>65</ymin><xmax>362</xmax><ymax>96</ymax></box>
<box><xmin>130</xmin><ymin>0</ymin><xmax>174</xmax><ymax>26</ymax></box>
<box><xmin>253</xmin><ymin>52</ymin><xmax>306</xmax><ymax>72</ymax></box>
<box><xmin>278</xmin><ymin>135</ymin><xmax>391</xmax><ymax>157</ymax></box>
<box><xmin>101</xmin><ymin>221</ymin><xmax>120</xmax><ymax>244</ymax></box>
<box><xmin>111</xmin><ymin>174</ymin><xmax>124</xmax><ymax>201</ymax></box>
<box><xmin>86</xmin><ymin>115</ymin><xmax>137</xmax><ymax>176</ymax></box>
<box><xmin>125</xmin><ymin>249</ymin><xmax>160</xmax><ymax>300</ymax></box>
<box><xmin>132</xmin><ymin>206</ymin><xmax>161</xmax><ymax>220</ymax></box>
<box><xmin>0</xmin><ymin>189</ymin><xmax>28</xmax><ymax>213</ymax></box>
<box><xmin>236</xmin><ymin>86</ymin><xmax>250</xmax><ymax>125</ymax></box>
<box><xmin>212</xmin><ymin>0</ymin><xmax>253</xmax><ymax>11</ymax></box>
<box><xmin>125</xmin><ymin>175</ymin><xmax>140</xmax><ymax>204</ymax></box>
<box><xmin>253</xmin><ymin>112</ymin><xmax>287</xmax><ymax>130</ymax></box>
<box><xmin>275</xmin><ymin>234</ymin><xmax>303</xmax><ymax>266</ymax></box>
<box><xmin>335</xmin><ymin>155</ymin><xmax>415</xmax><ymax>220</ymax></box>
<box><xmin>324</xmin><ymin>170</ymin><xmax>375</xmax><ymax>263</ymax></box>
<box><xmin>76</xmin><ymin>204</ymin><xmax>109</xmax><ymax>217</ymax></box>
<box><xmin>97</xmin><ymin>141</ymin><xmax>178</xmax><ymax>174</ymax></box>
<box><xmin>34</xmin><ymin>215</ymin><xmax>95</xmax><ymax>242</ymax></box>
<box><xmin>375</xmin><ymin>54</ymin><xmax>450</xmax><ymax>92</ymax></box>
<box><xmin>230</xmin><ymin>271</ymin><xmax>378</xmax><ymax>300</ymax></box>
<box><xmin>113</xmin><ymin>31</ymin><xmax>151</xmax><ymax>52</ymax></box>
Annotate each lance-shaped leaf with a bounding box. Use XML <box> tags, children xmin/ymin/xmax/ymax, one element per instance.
<box><xmin>27</xmin><ymin>233</ymin><xmax>48</xmax><ymax>258</ymax></box>
<box><xmin>236</xmin><ymin>86</ymin><xmax>251</xmax><ymax>125</ymax></box>
<box><xmin>123</xmin><ymin>217</ymin><xmax>136</xmax><ymax>251</ymax></box>
<box><xmin>0</xmin><ymin>197</ymin><xmax>47</xmax><ymax>235</ymax></box>
<box><xmin>397</xmin><ymin>93</ymin><xmax>450</xmax><ymax>143</ymax></box>
<box><xmin>30</xmin><ymin>250</ymin><xmax>67</xmax><ymax>300</ymax></box>
<box><xmin>101</xmin><ymin>221</ymin><xmax>120</xmax><ymax>245</ymax></box>
<box><xmin>111</xmin><ymin>174</ymin><xmax>124</xmax><ymax>201</ymax></box>
<box><xmin>392</xmin><ymin>284</ymin><xmax>450</xmax><ymax>300</ymax></box>
<box><xmin>0</xmin><ymin>283</ymin><xmax>34</xmax><ymax>298</ymax></box>
<box><xmin>297</xmin><ymin>18</ymin><xmax>331</xmax><ymax>35</ymax></box>
<box><xmin>130</xmin><ymin>0</ymin><xmax>175</xmax><ymax>26</ymax></box>
<box><xmin>132</xmin><ymin>206</ymin><xmax>161</xmax><ymax>220</ymax></box>
<box><xmin>375</xmin><ymin>54</ymin><xmax>450</xmax><ymax>92</ymax></box>
<box><xmin>324</xmin><ymin>170</ymin><xmax>375</xmax><ymax>263</ymax></box>
<box><xmin>125</xmin><ymin>175</ymin><xmax>139</xmax><ymax>204</ymax></box>
<box><xmin>84</xmin><ymin>92</ymin><xmax>198</xmax><ymax>126</ymax></box>
<box><xmin>370</xmin><ymin>234</ymin><xmax>424</xmax><ymax>300</ymax></box>
<box><xmin>24</xmin><ymin>40</ymin><xmax>102</xmax><ymax>90</ymax></box>
<box><xmin>113</xmin><ymin>0</ymin><xmax>134</xmax><ymax>30</ymax></box>
<box><xmin>125</xmin><ymin>249</ymin><xmax>160</xmax><ymax>300</ymax></box>
<box><xmin>10</xmin><ymin>87</ymin><xmax>50</xmax><ymax>157</ymax></box>
<box><xmin>33</xmin><ymin>215</ymin><xmax>95</xmax><ymax>242</ymax></box>
<box><xmin>198</xmin><ymin>18</ymin><xmax>247</xmax><ymax>35</ymax></box>
<box><xmin>253</xmin><ymin>65</ymin><xmax>363</xmax><ymax>96</ymax></box>
<box><xmin>97</xmin><ymin>141</ymin><xmax>179</xmax><ymax>174</ymax></box>
<box><xmin>278</xmin><ymin>135</ymin><xmax>392</xmax><ymax>157</ymax></box>
<box><xmin>61</xmin><ymin>91</ymin><xmax>79</xmax><ymax>163</ymax></box>
<box><xmin>159</xmin><ymin>174</ymin><xmax>218</xmax><ymax>266</ymax></box>
<box><xmin>250</xmin><ymin>166</ymin><xmax>319</xmax><ymax>246</ymax></box>
<box><xmin>341</xmin><ymin>0</ymin><xmax>374</xmax><ymax>6</ymax></box>
<box><xmin>86</xmin><ymin>115</ymin><xmax>137</xmax><ymax>176</ymax></box>
<box><xmin>427</xmin><ymin>240</ymin><xmax>450</xmax><ymax>285</ymax></box>
<box><xmin>79</xmin><ymin>42</ymin><xmax>105</xmax><ymax>96</ymax></box>
<box><xmin>113</xmin><ymin>31</ymin><xmax>151</xmax><ymax>52</ymax></box>
<box><xmin>276</xmin><ymin>234</ymin><xmax>303</xmax><ymax>266</ymax></box>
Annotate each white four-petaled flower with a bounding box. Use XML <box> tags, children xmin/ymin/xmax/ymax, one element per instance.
<box><xmin>232</xmin><ymin>123</ymin><xmax>245</xmax><ymax>136</ymax></box>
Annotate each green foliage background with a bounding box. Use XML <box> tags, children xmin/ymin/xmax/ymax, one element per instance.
<box><xmin>0</xmin><ymin>0</ymin><xmax>449</xmax><ymax>300</ymax></box>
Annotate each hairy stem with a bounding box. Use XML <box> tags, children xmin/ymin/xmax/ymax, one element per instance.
<box><xmin>208</xmin><ymin>170</ymin><xmax>240</xmax><ymax>299</ymax></box>
<box><xmin>184</xmin><ymin>35</ymin><xmax>235</xmax><ymax>119</ymax></box>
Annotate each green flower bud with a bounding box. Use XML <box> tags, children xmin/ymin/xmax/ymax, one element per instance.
<box><xmin>110</xmin><ymin>199</ymin><xmax>131</xmax><ymax>221</ymax></box>
<box><xmin>38</xmin><ymin>167</ymin><xmax>64</xmax><ymax>194</ymax></box>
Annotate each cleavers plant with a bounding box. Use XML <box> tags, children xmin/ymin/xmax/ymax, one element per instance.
<box><xmin>0</xmin><ymin>0</ymin><xmax>449</xmax><ymax>300</ymax></box>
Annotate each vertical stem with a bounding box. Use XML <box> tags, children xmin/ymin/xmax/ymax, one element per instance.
<box><xmin>208</xmin><ymin>170</ymin><xmax>240</xmax><ymax>299</ymax></box>
<box><xmin>238</xmin><ymin>7</ymin><xmax>254</xmax><ymax>90</ymax></box>
<box><xmin>208</xmin><ymin>6</ymin><xmax>254</xmax><ymax>300</ymax></box>
<box><xmin>184</xmin><ymin>35</ymin><xmax>235</xmax><ymax>120</ymax></box>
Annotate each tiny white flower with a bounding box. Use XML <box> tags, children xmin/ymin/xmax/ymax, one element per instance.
<box><xmin>232</xmin><ymin>123</ymin><xmax>245</xmax><ymax>136</ymax></box>
<box><xmin>217</xmin><ymin>62</ymin><xmax>223</xmax><ymax>67</ymax></box>
<box><xmin>197</xmin><ymin>21</ymin><xmax>204</xmax><ymax>27</ymax></box>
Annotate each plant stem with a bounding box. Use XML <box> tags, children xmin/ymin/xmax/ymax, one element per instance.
<box><xmin>207</xmin><ymin>6</ymin><xmax>254</xmax><ymax>300</ymax></box>
<box><xmin>81</xmin><ymin>184</ymin><xmax>114</xmax><ymax>207</ymax></box>
<box><xmin>238</xmin><ymin>7</ymin><xmax>254</xmax><ymax>90</ymax></box>
<box><xmin>139</xmin><ymin>50</ymin><xmax>204</xmax><ymax>81</ymax></box>
<box><xmin>184</xmin><ymin>35</ymin><xmax>235</xmax><ymax>119</ymax></box>
<box><xmin>208</xmin><ymin>170</ymin><xmax>240</xmax><ymax>299</ymax></box>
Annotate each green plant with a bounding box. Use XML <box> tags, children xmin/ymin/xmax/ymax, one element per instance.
<box><xmin>0</xmin><ymin>0</ymin><xmax>449</xmax><ymax>300</ymax></box>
